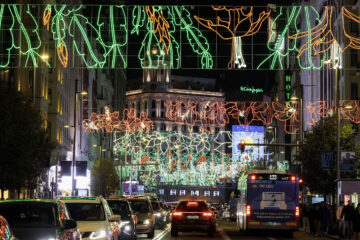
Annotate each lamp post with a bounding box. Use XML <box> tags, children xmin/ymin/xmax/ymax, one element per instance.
<box><xmin>335</xmin><ymin>63</ymin><xmax>341</xmax><ymax>207</ymax></box>
<box><xmin>67</xmin><ymin>80</ymin><xmax>87</xmax><ymax>196</ymax></box>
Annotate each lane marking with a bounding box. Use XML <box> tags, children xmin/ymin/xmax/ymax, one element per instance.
<box><xmin>153</xmin><ymin>225</ymin><xmax>171</xmax><ymax>240</ymax></box>
<box><xmin>218</xmin><ymin>228</ymin><xmax>231</xmax><ymax>240</ymax></box>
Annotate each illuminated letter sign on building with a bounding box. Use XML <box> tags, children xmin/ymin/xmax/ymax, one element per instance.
<box><xmin>191</xmin><ymin>190</ymin><xmax>200</xmax><ymax>196</ymax></box>
<box><xmin>285</xmin><ymin>75</ymin><xmax>292</xmax><ymax>117</ymax></box>
<box><xmin>204</xmin><ymin>190</ymin><xmax>211</xmax><ymax>197</ymax></box>
<box><xmin>179</xmin><ymin>190</ymin><xmax>186</xmax><ymax>196</ymax></box>
<box><xmin>170</xmin><ymin>189</ymin><xmax>177</xmax><ymax>195</ymax></box>
<box><xmin>213</xmin><ymin>191</ymin><xmax>220</xmax><ymax>197</ymax></box>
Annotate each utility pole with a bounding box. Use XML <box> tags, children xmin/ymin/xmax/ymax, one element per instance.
<box><xmin>71</xmin><ymin>79</ymin><xmax>78</xmax><ymax>196</ymax></box>
<box><xmin>100</xmin><ymin>131</ymin><xmax>103</xmax><ymax>196</ymax></box>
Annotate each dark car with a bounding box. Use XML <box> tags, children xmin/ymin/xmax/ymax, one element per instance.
<box><xmin>127</xmin><ymin>198</ymin><xmax>155</xmax><ymax>238</ymax></box>
<box><xmin>0</xmin><ymin>199</ymin><xmax>80</xmax><ymax>240</ymax></box>
<box><xmin>151</xmin><ymin>201</ymin><xmax>166</xmax><ymax>229</ymax></box>
<box><xmin>171</xmin><ymin>200</ymin><xmax>216</xmax><ymax>237</ymax></box>
<box><xmin>107</xmin><ymin>199</ymin><xmax>137</xmax><ymax>240</ymax></box>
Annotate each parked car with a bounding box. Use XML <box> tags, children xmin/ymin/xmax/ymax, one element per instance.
<box><xmin>151</xmin><ymin>201</ymin><xmax>167</xmax><ymax>229</ymax></box>
<box><xmin>0</xmin><ymin>199</ymin><xmax>81</xmax><ymax>240</ymax></box>
<box><xmin>171</xmin><ymin>200</ymin><xmax>216</xmax><ymax>237</ymax></box>
<box><xmin>58</xmin><ymin>196</ymin><xmax>121</xmax><ymax>240</ymax></box>
<box><xmin>0</xmin><ymin>215</ymin><xmax>17</xmax><ymax>240</ymax></box>
<box><xmin>127</xmin><ymin>198</ymin><xmax>155</xmax><ymax>238</ymax></box>
<box><xmin>107</xmin><ymin>198</ymin><xmax>137</xmax><ymax>240</ymax></box>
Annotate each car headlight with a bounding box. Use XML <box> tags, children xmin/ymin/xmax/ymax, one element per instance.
<box><xmin>143</xmin><ymin>219</ymin><xmax>150</xmax><ymax>225</ymax></box>
<box><xmin>155</xmin><ymin>212</ymin><xmax>161</xmax><ymax>217</ymax></box>
<box><xmin>124</xmin><ymin>225</ymin><xmax>131</xmax><ymax>232</ymax></box>
<box><xmin>89</xmin><ymin>230</ymin><xmax>106</xmax><ymax>239</ymax></box>
<box><xmin>120</xmin><ymin>221</ymin><xmax>131</xmax><ymax>228</ymax></box>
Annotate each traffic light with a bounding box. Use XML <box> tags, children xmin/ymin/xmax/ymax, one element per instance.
<box><xmin>239</xmin><ymin>139</ymin><xmax>246</xmax><ymax>152</ymax></box>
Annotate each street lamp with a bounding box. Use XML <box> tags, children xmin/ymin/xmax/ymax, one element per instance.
<box><xmin>70</xmin><ymin>79</ymin><xmax>87</xmax><ymax>196</ymax></box>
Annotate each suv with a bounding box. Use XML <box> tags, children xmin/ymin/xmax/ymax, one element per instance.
<box><xmin>151</xmin><ymin>201</ymin><xmax>166</xmax><ymax>229</ymax></box>
<box><xmin>127</xmin><ymin>198</ymin><xmax>155</xmax><ymax>238</ymax></box>
<box><xmin>58</xmin><ymin>196</ymin><xmax>121</xmax><ymax>240</ymax></box>
<box><xmin>171</xmin><ymin>200</ymin><xmax>216</xmax><ymax>237</ymax></box>
<box><xmin>0</xmin><ymin>199</ymin><xmax>81</xmax><ymax>240</ymax></box>
<box><xmin>107</xmin><ymin>198</ymin><xmax>137</xmax><ymax>240</ymax></box>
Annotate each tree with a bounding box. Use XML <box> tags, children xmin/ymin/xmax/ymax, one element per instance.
<box><xmin>298</xmin><ymin>116</ymin><xmax>359</xmax><ymax>196</ymax></box>
<box><xmin>91</xmin><ymin>158</ymin><xmax>119</xmax><ymax>198</ymax></box>
<box><xmin>0</xmin><ymin>86</ymin><xmax>56</xmax><ymax>199</ymax></box>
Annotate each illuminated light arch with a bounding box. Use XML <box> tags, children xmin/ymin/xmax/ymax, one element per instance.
<box><xmin>194</xmin><ymin>6</ymin><xmax>271</xmax><ymax>69</ymax></box>
<box><xmin>82</xmin><ymin>106</ymin><xmax>153</xmax><ymax>133</ymax></box>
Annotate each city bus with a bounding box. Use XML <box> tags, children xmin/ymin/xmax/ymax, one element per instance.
<box><xmin>237</xmin><ymin>169</ymin><xmax>300</xmax><ymax>232</ymax></box>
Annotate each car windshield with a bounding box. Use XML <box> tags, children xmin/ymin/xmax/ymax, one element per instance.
<box><xmin>65</xmin><ymin>203</ymin><xmax>105</xmax><ymax>221</ymax></box>
<box><xmin>176</xmin><ymin>201</ymin><xmax>209</xmax><ymax>212</ymax></box>
<box><xmin>107</xmin><ymin>200</ymin><xmax>131</xmax><ymax>219</ymax></box>
<box><xmin>0</xmin><ymin>203</ymin><xmax>56</xmax><ymax>227</ymax></box>
<box><xmin>128</xmin><ymin>200</ymin><xmax>149</xmax><ymax>213</ymax></box>
<box><xmin>151</xmin><ymin>202</ymin><xmax>161</xmax><ymax>211</ymax></box>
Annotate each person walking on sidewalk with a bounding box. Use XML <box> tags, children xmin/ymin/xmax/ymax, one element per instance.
<box><xmin>337</xmin><ymin>201</ymin><xmax>345</xmax><ymax>238</ymax></box>
<box><xmin>341</xmin><ymin>200</ymin><xmax>355</xmax><ymax>239</ymax></box>
<box><xmin>354</xmin><ymin>203</ymin><xmax>360</xmax><ymax>240</ymax></box>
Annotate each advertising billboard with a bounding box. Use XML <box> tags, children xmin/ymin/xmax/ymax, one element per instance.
<box><xmin>232</xmin><ymin>125</ymin><xmax>265</xmax><ymax>163</ymax></box>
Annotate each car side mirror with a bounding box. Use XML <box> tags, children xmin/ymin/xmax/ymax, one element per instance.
<box><xmin>110</xmin><ymin>214</ymin><xmax>121</xmax><ymax>222</ymax></box>
<box><xmin>64</xmin><ymin>219</ymin><xmax>77</xmax><ymax>229</ymax></box>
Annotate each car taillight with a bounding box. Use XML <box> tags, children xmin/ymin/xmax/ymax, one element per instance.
<box><xmin>246</xmin><ymin>205</ymin><xmax>251</xmax><ymax>217</ymax></box>
<box><xmin>188</xmin><ymin>201</ymin><xmax>198</xmax><ymax>206</ymax></box>
<box><xmin>291</xmin><ymin>176</ymin><xmax>296</xmax><ymax>181</ymax></box>
<box><xmin>295</xmin><ymin>206</ymin><xmax>300</xmax><ymax>218</ymax></box>
<box><xmin>250</xmin><ymin>174</ymin><xmax>256</xmax><ymax>181</ymax></box>
<box><xmin>173</xmin><ymin>211</ymin><xmax>183</xmax><ymax>216</ymax></box>
<box><xmin>203</xmin><ymin>212</ymin><xmax>213</xmax><ymax>217</ymax></box>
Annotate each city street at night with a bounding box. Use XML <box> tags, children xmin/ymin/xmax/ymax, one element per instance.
<box><xmin>1</xmin><ymin>0</ymin><xmax>360</xmax><ymax>239</ymax></box>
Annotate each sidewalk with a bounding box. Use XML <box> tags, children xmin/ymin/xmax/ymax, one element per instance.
<box><xmin>296</xmin><ymin>230</ymin><xmax>339</xmax><ymax>240</ymax></box>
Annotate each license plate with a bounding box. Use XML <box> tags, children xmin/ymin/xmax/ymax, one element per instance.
<box><xmin>186</xmin><ymin>215</ymin><xmax>199</xmax><ymax>219</ymax></box>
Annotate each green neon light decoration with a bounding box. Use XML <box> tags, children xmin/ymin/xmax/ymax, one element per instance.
<box><xmin>0</xmin><ymin>4</ymin><xmax>14</xmax><ymax>67</ymax></box>
<box><xmin>97</xmin><ymin>5</ymin><xmax>127</xmax><ymax>68</ymax></box>
<box><xmin>8</xmin><ymin>5</ymin><xmax>48</xmax><ymax>67</ymax></box>
<box><xmin>172</xmin><ymin>6</ymin><xmax>213</xmax><ymax>69</ymax></box>
<box><xmin>68</xmin><ymin>6</ymin><xmax>107</xmax><ymax>68</ymax></box>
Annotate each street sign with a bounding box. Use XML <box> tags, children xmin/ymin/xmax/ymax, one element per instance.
<box><xmin>321</xmin><ymin>151</ymin><xmax>334</xmax><ymax>170</ymax></box>
<box><xmin>340</xmin><ymin>151</ymin><xmax>356</xmax><ymax>172</ymax></box>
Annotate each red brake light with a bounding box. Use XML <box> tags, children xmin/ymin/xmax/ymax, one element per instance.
<box><xmin>246</xmin><ymin>205</ymin><xmax>251</xmax><ymax>217</ymax></box>
<box><xmin>203</xmin><ymin>212</ymin><xmax>213</xmax><ymax>217</ymax></box>
<box><xmin>173</xmin><ymin>211</ymin><xmax>183</xmax><ymax>216</ymax></box>
<box><xmin>187</xmin><ymin>201</ymin><xmax>198</xmax><ymax>206</ymax></box>
<box><xmin>250</xmin><ymin>174</ymin><xmax>256</xmax><ymax>181</ymax></box>
<box><xmin>295</xmin><ymin>206</ymin><xmax>300</xmax><ymax>218</ymax></box>
<box><xmin>299</xmin><ymin>179</ymin><xmax>303</xmax><ymax>184</ymax></box>
<box><xmin>291</xmin><ymin>176</ymin><xmax>296</xmax><ymax>182</ymax></box>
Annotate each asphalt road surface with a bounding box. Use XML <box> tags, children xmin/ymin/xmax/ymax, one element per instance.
<box><xmin>136</xmin><ymin>220</ymin><xmax>334</xmax><ymax>240</ymax></box>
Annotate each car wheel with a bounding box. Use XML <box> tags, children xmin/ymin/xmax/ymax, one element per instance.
<box><xmin>147</xmin><ymin>229</ymin><xmax>155</xmax><ymax>238</ymax></box>
<box><xmin>207</xmin><ymin>225</ymin><xmax>215</xmax><ymax>237</ymax></box>
<box><xmin>171</xmin><ymin>227</ymin><xmax>178</xmax><ymax>236</ymax></box>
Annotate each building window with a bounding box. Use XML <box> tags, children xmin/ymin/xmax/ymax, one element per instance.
<box><xmin>193</xmin><ymin>126</ymin><xmax>199</xmax><ymax>132</ymax></box>
<box><xmin>48</xmin><ymin>88</ymin><xmax>52</xmax><ymax>105</ymax></box>
<box><xmin>351</xmin><ymin>49</ymin><xmax>358</xmax><ymax>66</ymax></box>
<box><xmin>215</xmin><ymin>127</ymin><xmax>219</xmax><ymax>133</ymax></box>
<box><xmin>151</xmin><ymin>111</ymin><xmax>156</xmax><ymax>118</ymax></box>
<box><xmin>137</xmin><ymin>102</ymin><xmax>140</xmax><ymax>111</ymax></box>
<box><xmin>144</xmin><ymin>101</ymin><xmax>148</xmax><ymax>110</ymax></box>
<box><xmin>351</xmin><ymin>21</ymin><xmax>358</xmax><ymax>33</ymax></box>
<box><xmin>172</xmin><ymin>125</ymin><xmax>177</xmax><ymax>131</ymax></box>
<box><xmin>152</xmin><ymin>100</ymin><xmax>156</xmax><ymax>109</ymax></box>
<box><xmin>161</xmin><ymin>111</ymin><xmax>165</xmax><ymax>118</ymax></box>
<box><xmin>181</xmin><ymin>125</ymin><xmax>186</xmax><ymax>132</ymax></box>
<box><xmin>161</xmin><ymin>124</ymin><xmax>166</xmax><ymax>131</ymax></box>
<box><xmin>351</xmin><ymin>83</ymin><xmax>358</xmax><ymax>100</ymax></box>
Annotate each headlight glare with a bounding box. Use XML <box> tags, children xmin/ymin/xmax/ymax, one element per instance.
<box><xmin>89</xmin><ymin>230</ymin><xmax>106</xmax><ymax>239</ymax></box>
<box><xmin>155</xmin><ymin>212</ymin><xmax>161</xmax><ymax>217</ymax></box>
<box><xmin>120</xmin><ymin>221</ymin><xmax>130</xmax><ymax>228</ymax></box>
<box><xmin>124</xmin><ymin>225</ymin><xmax>131</xmax><ymax>232</ymax></box>
<box><xmin>144</xmin><ymin>219</ymin><xmax>150</xmax><ymax>225</ymax></box>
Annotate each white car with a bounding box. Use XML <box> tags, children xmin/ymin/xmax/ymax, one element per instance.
<box><xmin>58</xmin><ymin>196</ymin><xmax>121</xmax><ymax>240</ymax></box>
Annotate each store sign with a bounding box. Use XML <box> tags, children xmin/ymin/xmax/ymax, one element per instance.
<box><xmin>240</xmin><ymin>86</ymin><xmax>264</xmax><ymax>94</ymax></box>
<box><xmin>341</xmin><ymin>151</ymin><xmax>356</xmax><ymax>172</ymax></box>
<box><xmin>285</xmin><ymin>75</ymin><xmax>292</xmax><ymax>117</ymax></box>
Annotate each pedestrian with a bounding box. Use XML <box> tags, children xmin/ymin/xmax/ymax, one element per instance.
<box><xmin>337</xmin><ymin>201</ymin><xmax>345</xmax><ymax>238</ymax></box>
<box><xmin>302</xmin><ymin>204</ymin><xmax>310</xmax><ymax>232</ymax></box>
<box><xmin>341</xmin><ymin>200</ymin><xmax>355</xmax><ymax>239</ymax></box>
<box><xmin>314</xmin><ymin>204</ymin><xmax>322</xmax><ymax>236</ymax></box>
<box><xmin>321</xmin><ymin>203</ymin><xmax>330</xmax><ymax>236</ymax></box>
<box><xmin>354</xmin><ymin>203</ymin><xmax>360</xmax><ymax>240</ymax></box>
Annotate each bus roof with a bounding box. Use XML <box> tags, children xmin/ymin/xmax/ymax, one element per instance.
<box><xmin>246</xmin><ymin>169</ymin><xmax>287</xmax><ymax>175</ymax></box>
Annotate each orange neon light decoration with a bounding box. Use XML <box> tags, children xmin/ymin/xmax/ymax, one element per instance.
<box><xmin>342</xmin><ymin>7</ymin><xmax>360</xmax><ymax>51</ymax></box>
<box><xmin>43</xmin><ymin>6</ymin><xmax>51</xmax><ymax>26</ymax></box>
<box><xmin>194</xmin><ymin>6</ymin><xmax>270</xmax><ymax>69</ymax></box>
<box><xmin>145</xmin><ymin>6</ymin><xmax>171</xmax><ymax>53</ymax></box>
<box><xmin>82</xmin><ymin>106</ymin><xmax>153</xmax><ymax>133</ymax></box>
<box><xmin>57</xmin><ymin>43</ymin><xmax>68</xmax><ymax>68</ymax></box>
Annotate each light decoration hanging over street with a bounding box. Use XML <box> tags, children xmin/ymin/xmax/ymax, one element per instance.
<box><xmin>113</xmin><ymin>130</ymin><xmax>274</xmax><ymax>187</ymax></box>
<box><xmin>0</xmin><ymin>5</ymin><xmax>359</xmax><ymax>70</ymax></box>
<box><xmin>194</xmin><ymin>6</ymin><xmax>271</xmax><ymax>69</ymax></box>
<box><xmin>82</xmin><ymin>106</ymin><xmax>153</xmax><ymax>133</ymax></box>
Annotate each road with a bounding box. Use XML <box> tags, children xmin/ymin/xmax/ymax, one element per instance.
<box><xmin>136</xmin><ymin>220</ymin><xmax>334</xmax><ymax>240</ymax></box>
